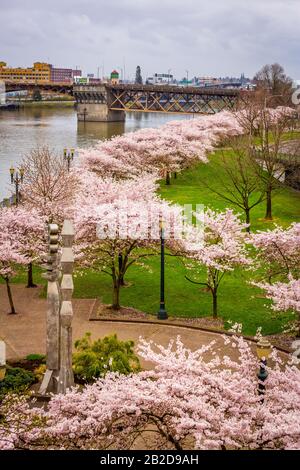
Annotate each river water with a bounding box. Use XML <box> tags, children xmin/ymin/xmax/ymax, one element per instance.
<box><xmin>0</xmin><ymin>106</ymin><xmax>192</xmax><ymax>201</ymax></box>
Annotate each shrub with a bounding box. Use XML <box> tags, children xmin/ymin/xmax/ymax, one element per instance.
<box><xmin>33</xmin><ymin>364</ymin><xmax>46</xmax><ymax>382</ymax></box>
<box><xmin>0</xmin><ymin>367</ymin><xmax>36</xmax><ymax>396</ymax></box>
<box><xmin>73</xmin><ymin>333</ymin><xmax>141</xmax><ymax>383</ymax></box>
<box><xmin>26</xmin><ymin>354</ymin><xmax>46</xmax><ymax>363</ymax></box>
<box><xmin>8</xmin><ymin>354</ymin><xmax>46</xmax><ymax>375</ymax></box>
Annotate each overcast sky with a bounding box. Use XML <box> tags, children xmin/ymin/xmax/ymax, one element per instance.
<box><xmin>1</xmin><ymin>0</ymin><xmax>299</xmax><ymax>80</ymax></box>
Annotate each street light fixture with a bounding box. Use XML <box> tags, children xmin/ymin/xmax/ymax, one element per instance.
<box><xmin>9</xmin><ymin>165</ymin><xmax>24</xmax><ymax>206</ymax></box>
<box><xmin>256</xmin><ymin>337</ymin><xmax>272</xmax><ymax>399</ymax></box>
<box><xmin>63</xmin><ymin>148</ymin><xmax>75</xmax><ymax>172</ymax></box>
<box><xmin>157</xmin><ymin>219</ymin><xmax>168</xmax><ymax>320</ymax></box>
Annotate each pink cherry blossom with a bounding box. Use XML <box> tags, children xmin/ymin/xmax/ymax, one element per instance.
<box><xmin>254</xmin><ymin>276</ymin><xmax>300</xmax><ymax>336</ymax></box>
<box><xmin>255</xmin><ymin>276</ymin><xmax>300</xmax><ymax>314</ymax></box>
<box><xmin>251</xmin><ymin>223</ymin><xmax>300</xmax><ymax>280</ymax></box>
<box><xmin>177</xmin><ymin>208</ymin><xmax>251</xmax><ymax>317</ymax></box>
<box><xmin>1</xmin><ymin>335</ymin><xmax>299</xmax><ymax>450</ymax></box>
<box><xmin>79</xmin><ymin>110</ymin><xmax>243</xmax><ymax>178</ymax></box>
<box><xmin>74</xmin><ymin>171</ymin><xmax>183</xmax><ymax>309</ymax></box>
<box><xmin>0</xmin><ymin>206</ymin><xmax>45</xmax><ymax>313</ymax></box>
<box><xmin>0</xmin><ymin>206</ymin><xmax>45</xmax><ymax>265</ymax></box>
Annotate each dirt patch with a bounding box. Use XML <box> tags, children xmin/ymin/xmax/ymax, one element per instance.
<box><xmin>96</xmin><ymin>303</ymin><xmax>150</xmax><ymax>320</ymax></box>
<box><xmin>93</xmin><ymin>302</ymin><xmax>224</xmax><ymax>331</ymax></box>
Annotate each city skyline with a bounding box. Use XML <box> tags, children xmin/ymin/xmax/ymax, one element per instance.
<box><xmin>1</xmin><ymin>0</ymin><xmax>299</xmax><ymax>80</ymax></box>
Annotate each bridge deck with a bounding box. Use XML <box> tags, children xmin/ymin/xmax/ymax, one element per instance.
<box><xmin>73</xmin><ymin>84</ymin><xmax>241</xmax><ymax>115</ymax></box>
<box><xmin>105</xmin><ymin>83</ymin><xmax>240</xmax><ymax>96</ymax></box>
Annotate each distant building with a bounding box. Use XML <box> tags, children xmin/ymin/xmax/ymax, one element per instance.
<box><xmin>84</xmin><ymin>73</ymin><xmax>102</xmax><ymax>84</ymax></box>
<box><xmin>0</xmin><ymin>61</ymin><xmax>51</xmax><ymax>83</ymax></box>
<box><xmin>146</xmin><ymin>73</ymin><xmax>174</xmax><ymax>85</ymax></box>
<box><xmin>196</xmin><ymin>76</ymin><xmax>221</xmax><ymax>87</ymax></box>
<box><xmin>88</xmin><ymin>78</ymin><xmax>102</xmax><ymax>84</ymax></box>
<box><xmin>110</xmin><ymin>70</ymin><xmax>119</xmax><ymax>85</ymax></box>
<box><xmin>74</xmin><ymin>76</ymin><xmax>89</xmax><ymax>85</ymax></box>
<box><xmin>0</xmin><ymin>61</ymin><xmax>82</xmax><ymax>83</ymax></box>
<box><xmin>73</xmin><ymin>76</ymin><xmax>102</xmax><ymax>85</ymax></box>
<box><xmin>50</xmin><ymin>65</ymin><xmax>81</xmax><ymax>83</ymax></box>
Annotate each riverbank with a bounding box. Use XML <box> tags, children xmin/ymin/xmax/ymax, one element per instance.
<box><xmin>19</xmin><ymin>100</ymin><xmax>75</xmax><ymax>108</ymax></box>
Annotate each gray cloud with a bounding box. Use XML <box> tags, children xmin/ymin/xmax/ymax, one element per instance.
<box><xmin>0</xmin><ymin>0</ymin><xmax>299</xmax><ymax>80</ymax></box>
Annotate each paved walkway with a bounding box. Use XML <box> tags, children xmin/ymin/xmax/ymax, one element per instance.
<box><xmin>0</xmin><ymin>284</ymin><xmax>278</xmax><ymax>368</ymax></box>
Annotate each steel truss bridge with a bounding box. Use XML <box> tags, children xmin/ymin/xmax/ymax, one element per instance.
<box><xmin>73</xmin><ymin>84</ymin><xmax>241</xmax><ymax>115</ymax></box>
<box><xmin>4</xmin><ymin>81</ymin><xmax>73</xmax><ymax>95</ymax></box>
<box><xmin>3</xmin><ymin>82</ymin><xmax>242</xmax><ymax>114</ymax></box>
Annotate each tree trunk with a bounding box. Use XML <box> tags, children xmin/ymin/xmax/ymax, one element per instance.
<box><xmin>166</xmin><ymin>171</ymin><xmax>171</xmax><ymax>185</ymax></box>
<box><xmin>245</xmin><ymin>208</ymin><xmax>251</xmax><ymax>233</ymax></box>
<box><xmin>5</xmin><ymin>277</ymin><xmax>16</xmax><ymax>314</ymax></box>
<box><xmin>174</xmin><ymin>172</ymin><xmax>177</xmax><ymax>179</ymax></box>
<box><xmin>112</xmin><ymin>282</ymin><xmax>121</xmax><ymax>310</ymax></box>
<box><xmin>212</xmin><ymin>290</ymin><xmax>218</xmax><ymax>318</ymax></box>
<box><xmin>265</xmin><ymin>188</ymin><xmax>272</xmax><ymax>220</ymax></box>
<box><xmin>26</xmin><ymin>262</ymin><xmax>37</xmax><ymax>288</ymax></box>
<box><xmin>118</xmin><ymin>254</ymin><xmax>125</xmax><ymax>286</ymax></box>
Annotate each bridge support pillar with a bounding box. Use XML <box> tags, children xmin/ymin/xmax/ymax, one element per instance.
<box><xmin>75</xmin><ymin>85</ymin><xmax>125</xmax><ymax>122</ymax></box>
<box><xmin>77</xmin><ymin>103</ymin><xmax>125</xmax><ymax>122</ymax></box>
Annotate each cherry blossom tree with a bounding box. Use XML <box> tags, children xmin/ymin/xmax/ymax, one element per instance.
<box><xmin>0</xmin><ymin>241</ymin><xmax>28</xmax><ymax>314</ymax></box>
<box><xmin>0</xmin><ymin>206</ymin><xmax>45</xmax><ymax>311</ymax></box>
<box><xmin>178</xmin><ymin>209</ymin><xmax>251</xmax><ymax>318</ymax></box>
<box><xmin>1</xmin><ymin>335</ymin><xmax>300</xmax><ymax>450</ymax></box>
<box><xmin>254</xmin><ymin>277</ymin><xmax>300</xmax><ymax>337</ymax></box>
<box><xmin>251</xmin><ymin>223</ymin><xmax>300</xmax><ymax>282</ymax></box>
<box><xmin>251</xmin><ymin>224</ymin><xmax>300</xmax><ymax>335</ymax></box>
<box><xmin>0</xmin><ymin>228</ymin><xmax>27</xmax><ymax>315</ymax></box>
<box><xmin>0</xmin><ymin>207</ymin><xmax>45</xmax><ymax>288</ymax></box>
<box><xmin>79</xmin><ymin>111</ymin><xmax>243</xmax><ymax>181</ymax></box>
<box><xmin>74</xmin><ymin>171</ymin><xmax>182</xmax><ymax>309</ymax></box>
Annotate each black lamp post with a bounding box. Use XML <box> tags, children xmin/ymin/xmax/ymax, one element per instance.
<box><xmin>256</xmin><ymin>337</ymin><xmax>272</xmax><ymax>400</ymax></box>
<box><xmin>63</xmin><ymin>148</ymin><xmax>75</xmax><ymax>172</ymax></box>
<box><xmin>157</xmin><ymin>220</ymin><xmax>168</xmax><ymax>320</ymax></box>
<box><xmin>9</xmin><ymin>165</ymin><xmax>24</xmax><ymax>206</ymax></box>
<box><xmin>0</xmin><ymin>338</ymin><xmax>6</xmax><ymax>382</ymax></box>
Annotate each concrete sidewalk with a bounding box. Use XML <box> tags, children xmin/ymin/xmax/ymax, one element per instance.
<box><xmin>0</xmin><ymin>284</ymin><xmax>272</xmax><ymax>367</ymax></box>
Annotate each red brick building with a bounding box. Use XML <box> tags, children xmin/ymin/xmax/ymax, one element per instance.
<box><xmin>50</xmin><ymin>65</ymin><xmax>82</xmax><ymax>83</ymax></box>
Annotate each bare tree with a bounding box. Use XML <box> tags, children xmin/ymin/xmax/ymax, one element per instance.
<box><xmin>252</xmin><ymin>108</ymin><xmax>296</xmax><ymax>220</ymax></box>
<box><xmin>254</xmin><ymin>63</ymin><xmax>293</xmax><ymax>105</ymax></box>
<box><xmin>236</xmin><ymin>98</ymin><xmax>296</xmax><ymax>220</ymax></box>
<box><xmin>20</xmin><ymin>147</ymin><xmax>78</xmax><ymax>287</ymax></box>
<box><xmin>200</xmin><ymin>137</ymin><xmax>266</xmax><ymax>231</ymax></box>
<box><xmin>21</xmin><ymin>146</ymin><xmax>78</xmax><ymax>223</ymax></box>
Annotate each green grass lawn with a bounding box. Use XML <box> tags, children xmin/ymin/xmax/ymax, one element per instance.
<box><xmin>3</xmin><ymin>146</ymin><xmax>299</xmax><ymax>337</ymax></box>
<box><xmin>160</xmin><ymin>150</ymin><xmax>300</xmax><ymax>231</ymax></box>
<box><xmin>252</xmin><ymin>129</ymin><xmax>300</xmax><ymax>146</ymax></box>
<box><xmin>6</xmin><ymin>255</ymin><xmax>293</xmax><ymax>337</ymax></box>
